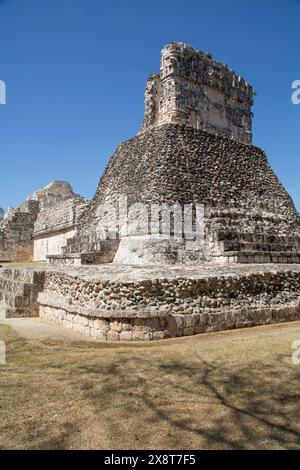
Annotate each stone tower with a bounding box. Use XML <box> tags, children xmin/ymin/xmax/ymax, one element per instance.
<box><xmin>141</xmin><ymin>42</ymin><xmax>254</xmax><ymax>144</ymax></box>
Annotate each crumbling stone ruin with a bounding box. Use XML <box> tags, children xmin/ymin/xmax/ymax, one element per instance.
<box><xmin>0</xmin><ymin>198</ymin><xmax>39</xmax><ymax>262</ymax></box>
<box><xmin>32</xmin><ymin>184</ymin><xmax>88</xmax><ymax>262</ymax></box>
<box><xmin>0</xmin><ymin>181</ymin><xmax>87</xmax><ymax>263</ymax></box>
<box><xmin>1</xmin><ymin>42</ymin><xmax>300</xmax><ymax>340</ymax></box>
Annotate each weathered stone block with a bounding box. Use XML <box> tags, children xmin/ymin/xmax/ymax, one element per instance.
<box><xmin>107</xmin><ymin>330</ymin><xmax>119</xmax><ymax>341</ymax></box>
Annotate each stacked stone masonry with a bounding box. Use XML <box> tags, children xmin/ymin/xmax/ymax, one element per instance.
<box><xmin>38</xmin><ymin>265</ymin><xmax>300</xmax><ymax>340</ymax></box>
<box><xmin>33</xmin><ymin>196</ymin><xmax>88</xmax><ymax>261</ymax></box>
<box><xmin>0</xmin><ymin>200</ymin><xmax>39</xmax><ymax>262</ymax></box>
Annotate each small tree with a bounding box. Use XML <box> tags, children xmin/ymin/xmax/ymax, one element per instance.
<box><xmin>0</xmin><ymin>207</ymin><xmax>4</xmax><ymax>221</ymax></box>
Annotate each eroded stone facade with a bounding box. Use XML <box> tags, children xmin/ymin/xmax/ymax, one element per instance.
<box><xmin>0</xmin><ymin>199</ymin><xmax>39</xmax><ymax>262</ymax></box>
<box><xmin>141</xmin><ymin>42</ymin><xmax>254</xmax><ymax>144</ymax></box>
<box><xmin>0</xmin><ymin>181</ymin><xmax>87</xmax><ymax>262</ymax></box>
<box><xmin>69</xmin><ymin>123</ymin><xmax>299</xmax><ymax>266</ymax></box>
<box><xmin>33</xmin><ymin>195</ymin><xmax>88</xmax><ymax>261</ymax></box>
<box><xmin>0</xmin><ymin>268</ymin><xmax>44</xmax><ymax>318</ymax></box>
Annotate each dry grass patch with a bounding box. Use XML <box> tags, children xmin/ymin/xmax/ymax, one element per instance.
<box><xmin>0</xmin><ymin>261</ymin><xmax>47</xmax><ymax>269</ymax></box>
<box><xmin>0</xmin><ymin>322</ymin><xmax>300</xmax><ymax>449</ymax></box>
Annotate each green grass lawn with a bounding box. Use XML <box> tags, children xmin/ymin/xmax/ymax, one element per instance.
<box><xmin>0</xmin><ymin>322</ymin><xmax>300</xmax><ymax>450</ymax></box>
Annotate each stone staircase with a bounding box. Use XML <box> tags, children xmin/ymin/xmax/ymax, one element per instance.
<box><xmin>213</xmin><ymin>231</ymin><xmax>300</xmax><ymax>264</ymax></box>
<box><xmin>46</xmin><ymin>234</ymin><xmax>119</xmax><ymax>266</ymax></box>
<box><xmin>0</xmin><ymin>268</ymin><xmax>45</xmax><ymax>318</ymax></box>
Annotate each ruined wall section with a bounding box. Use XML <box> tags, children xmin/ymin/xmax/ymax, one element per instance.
<box><xmin>0</xmin><ymin>200</ymin><xmax>39</xmax><ymax>262</ymax></box>
<box><xmin>33</xmin><ymin>197</ymin><xmax>88</xmax><ymax>236</ymax></box>
<box><xmin>0</xmin><ymin>181</ymin><xmax>86</xmax><ymax>262</ymax></box>
<box><xmin>141</xmin><ymin>42</ymin><xmax>254</xmax><ymax>144</ymax></box>
<box><xmin>28</xmin><ymin>181</ymin><xmax>77</xmax><ymax>207</ymax></box>
<box><xmin>141</xmin><ymin>73</ymin><xmax>161</xmax><ymax>129</ymax></box>
<box><xmin>33</xmin><ymin>197</ymin><xmax>88</xmax><ymax>261</ymax></box>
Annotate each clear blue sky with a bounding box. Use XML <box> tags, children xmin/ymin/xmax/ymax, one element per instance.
<box><xmin>0</xmin><ymin>0</ymin><xmax>299</xmax><ymax>210</ymax></box>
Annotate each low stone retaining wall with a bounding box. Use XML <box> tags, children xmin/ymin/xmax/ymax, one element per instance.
<box><xmin>38</xmin><ymin>291</ymin><xmax>170</xmax><ymax>340</ymax></box>
<box><xmin>2</xmin><ymin>264</ymin><xmax>300</xmax><ymax>339</ymax></box>
<box><xmin>38</xmin><ymin>290</ymin><xmax>300</xmax><ymax>341</ymax></box>
<box><xmin>37</xmin><ymin>264</ymin><xmax>300</xmax><ymax>340</ymax></box>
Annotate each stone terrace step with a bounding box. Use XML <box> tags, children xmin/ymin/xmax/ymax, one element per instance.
<box><xmin>221</xmin><ymin>241</ymin><xmax>300</xmax><ymax>254</ymax></box>
<box><xmin>47</xmin><ymin>246</ymin><xmax>119</xmax><ymax>267</ymax></box>
<box><xmin>216</xmin><ymin>251</ymin><xmax>300</xmax><ymax>264</ymax></box>
<box><xmin>46</xmin><ymin>253</ymin><xmax>82</xmax><ymax>267</ymax></box>
<box><xmin>217</xmin><ymin>231</ymin><xmax>300</xmax><ymax>245</ymax></box>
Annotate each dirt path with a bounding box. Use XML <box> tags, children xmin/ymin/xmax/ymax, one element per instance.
<box><xmin>0</xmin><ymin>317</ymin><xmax>89</xmax><ymax>341</ymax></box>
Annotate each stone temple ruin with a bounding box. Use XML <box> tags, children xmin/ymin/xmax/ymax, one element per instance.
<box><xmin>0</xmin><ymin>181</ymin><xmax>88</xmax><ymax>263</ymax></box>
<box><xmin>1</xmin><ymin>42</ymin><xmax>300</xmax><ymax>340</ymax></box>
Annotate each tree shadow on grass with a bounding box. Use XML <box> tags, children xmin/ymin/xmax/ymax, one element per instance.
<box><xmin>154</xmin><ymin>356</ymin><xmax>300</xmax><ymax>449</ymax></box>
<box><xmin>4</xmin><ymin>346</ymin><xmax>299</xmax><ymax>450</ymax></box>
<box><xmin>78</xmin><ymin>352</ymin><xmax>300</xmax><ymax>449</ymax></box>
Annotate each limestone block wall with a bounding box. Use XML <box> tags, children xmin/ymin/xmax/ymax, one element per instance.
<box><xmin>141</xmin><ymin>42</ymin><xmax>254</xmax><ymax>144</ymax></box>
<box><xmin>38</xmin><ymin>291</ymin><xmax>170</xmax><ymax>341</ymax></box>
<box><xmin>38</xmin><ymin>298</ymin><xmax>300</xmax><ymax>341</ymax></box>
<box><xmin>2</xmin><ymin>265</ymin><xmax>300</xmax><ymax>339</ymax></box>
<box><xmin>94</xmin><ymin>125</ymin><xmax>297</xmax><ymax>217</ymax></box>
<box><xmin>0</xmin><ymin>181</ymin><xmax>85</xmax><ymax>263</ymax></box>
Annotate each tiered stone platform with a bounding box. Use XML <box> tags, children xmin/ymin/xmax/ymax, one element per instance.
<box><xmin>54</xmin><ymin>123</ymin><xmax>300</xmax><ymax>268</ymax></box>
<box><xmin>213</xmin><ymin>232</ymin><xmax>300</xmax><ymax>264</ymax></box>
